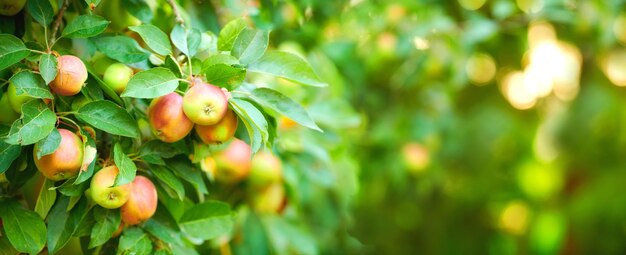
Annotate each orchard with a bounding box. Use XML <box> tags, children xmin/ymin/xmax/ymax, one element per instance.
<box><xmin>1</xmin><ymin>0</ymin><xmax>626</xmax><ymax>254</ymax></box>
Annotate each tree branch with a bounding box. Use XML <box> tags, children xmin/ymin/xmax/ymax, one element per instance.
<box><xmin>50</xmin><ymin>0</ymin><xmax>70</xmax><ymax>45</ymax></box>
<box><xmin>166</xmin><ymin>0</ymin><xmax>185</xmax><ymax>25</ymax></box>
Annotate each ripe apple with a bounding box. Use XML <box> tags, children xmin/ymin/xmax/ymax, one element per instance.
<box><xmin>0</xmin><ymin>92</ymin><xmax>20</xmax><ymax>124</ymax></box>
<box><xmin>182</xmin><ymin>80</ymin><xmax>228</xmax><ymax>125</ymax></box>
<box><xmin>90</xmin><ymin>165</ymin><xmax>131</xmax><ymax>209</ymax></box>
<box><xmin>148</xmin><ymin>92</ymin><xmax>194</xmax><ymax>142</ymax></box>
<box><xmin>7</xmin><ymin>81</ymin><xmax>33</xmax><ymax>113</ymax></box>
<box><xmin>195</xmin><ymin>108</ymin><xmax>238</xmax><ymax>144</ymax></box>
<box><xmin>50</xmin><ymin>55</ymin><xmax>88</xmax><ymax>96</ymax></box>
<box><xmin>103</xmin><ymin>63</ymin><xmax>133</xmax><ymax>94</ymax></box>
<box><xmin>212</xmin><ymin>138</ymin><xmax>251</xmax><ymax>183</ymax></box>
<box><xmin>121</xmin><ymin>176</ymin><xmax>158</xmax><ymax>225</ymax></box>
<box><xmin>248</xmin><ymin>151</ymin><xmax>283</xmax><ymax>189</ymax></box>
<box><xmin>250</xmin><ymin>183</ymin><xmax>287</xmax><ymax>214</ymax></box>
<box><xmin>0</xmin><ymin>0</ymin><xmax>26</xmax><ymax>16</ymax></box>
<box><xmin>33</xmin><ymin>128</ymin><xmax>84</xmax><ymax>181</ymax></box>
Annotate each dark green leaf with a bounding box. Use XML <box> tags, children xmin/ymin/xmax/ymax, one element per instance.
<box><xmin>0</xmin><ymin>34</ymin><xmax>29</xmax><ymax>71</ymax></box>
<box><xmin>170</xmin><ymin>24</ymin><xmax>201</xmax><ymax>57</ymax></box>
<box><xmin>250</xmin><ymin>87</ymin><xmax>321</xmax><ymax>132</ymax></box>
<box><xmin>113</xmin><ymin>143</ymin><xmax>136</xmax><ymax>186</ymax></box>
<box><xmin>27</xmin><ymin>0</ymin><xmax>54</xmax><ymax>26</ymax></box>
<box><xmin>93</xmin><ymin>36</ymin><xmax>148</xmax><ymax>64</ymax></box>
<box><xmin>151</xmin><ymin>165</ymin><xmax>185</xmax><ymax>200</ymax></box>
<box><xmin>86</xmin><ymin>68</ymin><xmax>124</xmax><ymax>105</ymax></box>
<box><xmin>76</xmin><ymin>101</ymin><xmax>140</xmax><ymax>138</ymax></box>
<box><xmin>167</xmin><ymin>158</ymin><xmax>208</xmax><ymax>195</ymax></box>
<box><xmin>9</xmin><ymin>70</ymin><xmax>54</xmax><ymax>99</ymax></box>
<box><xmin>4</xmin><ymin>100</ymin><xmax>56</xmax><ymax>145</ymax></box>
<box><xmin>139</xmin><ymin>140</ymin><xmax>183</xmax><ymax>165</ymax></box>
<box><xmin>121</xmin><ymin>67</ymin><xmax>178</xmax><ymax>98</ymax></box>
<box><xmin>89</xmin><ymin>207</ymin><xmax>121</xmax><ymax>248</ymax></box>
<box><xmin>118</xmin><ymin>228</ymin><xmax>152</xmax><ymax>255</ymax></box>
<box><xmin>35</xmin><ymin>128</ymin><xmax>61</xmax><ymax>159</ymax></box>
<box><xmin>34</xmin><ymin>179</ymin><xmax>56</xmax><ymax>219</ymax></box>
<box><xmin>129</xmin><ymin>24</ymin><xmax>171</xmax><ymax>55</ymax></box>
<box><xmin>218</xmin><ymin>18</ymin><xmax>246</xmax><ymax>51</ymax></box>
<box><xmin>232</xmin><ymin>28</ymin><xmax>269</xmax><ymax>64</ymax></box>
<box><xmin>163</xmin><ymin>55</ymin><xmax>182</xmax><ymax>78</ymax></box>
<box><xmin>204</xmin><ymin>64</ymin><xmax>246</xmax><ymax>90</ymax></box>
<box><xmin>62</xmin><ymin>15</ymin><xmax>109</xmax><ymax>38</ymax></box>
<box><xmin>0</xmin><ymin>141</ymin><xmax>20</xmax><ymax>173</ymax></box>
<box><xmin>124</xmin><ymin>0</ymin><xmax>153</xmax><ymax>24</ymax></box>
<box><xmin>0</xmin><ymin>234</ymin><xmax>19</xmax><ymax>255</ymax></box>
<box><xmin>248</xmin><ymin>51</ymin><xmax>327</xmax><ymax>87</ymax></box>
<box><xmin>0</xmin><ymin>200</ymin><xmax>47</xmax><ymax>255</ymax></box>
<box><xmin>178</xmin><ymin>201</ymin><xmax>234</xmax><ymax>240</ymax></box>
<box><xmin>47</xmin><ymin>196</ymin><xmax>90</xmax><ymax>254</ymax></box>
<box><xmin>39</xmin><ymin>54</ymin><xmax>57</xmax><ymax>84</ymax></box>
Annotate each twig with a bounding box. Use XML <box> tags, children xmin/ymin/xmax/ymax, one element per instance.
<box><xmin>50</xmin><ymin>0</ymin><xmax>70</xmax><ymax>46</ymax></box>
<box><xmin>166</xmin><ymin>0</ymin><xmax>185</xmax><ymax>25</ymax></box>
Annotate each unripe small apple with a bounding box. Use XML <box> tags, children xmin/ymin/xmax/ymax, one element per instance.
<box><xmin>121</xmin><ymin>176</ymin><xmax>158</xmax><ymax>225</ymax></box>
<box><xmin>91</xmin><ymin>53</ymin><xmax>116</xmax><ymax>76</ymax></box>
<box><xmin>33</xmin><ymin>128</ymin><xmax>84</xmax><ymax>181</ymax></box>
<box><xmin>0</xmin><ymin>92</ymin><xmax>20</xmax><ymax>124</ymax></box>
<box><xmin>50</xmin><ymin>55</ymin><xmax>88</xmax><ymax>96</ymax></box>
<box><xmin>250</xmin><ymin>183</ymin><xmax>287</xmax><ymax>214</ymax></box>
<box><xmin>195</xmin><ymin>108</ymin><xmax>238</xmax><ymax>144</ymax></box>
<box><xmin>103</xmin><ymin>63</ymin><xmax>133</xmax><ymax>94</ymax></box>
<box><xmin>148</xmin><ymin>92</ymin><xmax>194</xmax><ymax>143</ymax></box>
<box><xmin>212</xmin><ymin>138</ymin><xmax>251</xmax><ymax>183</ymax></box>
<box><xmin>182</xmin><ymin>80</ymin><xmax>228</xmax><ymax>125</ymax></box>
<box><xmin>0</xmin><ymin>0</ymin><xmax>26</xmax><ymax>16</ymax></box>
<box><xmin>90</xmin><ymin>165</ymin><xmax>131</xmax><ymax>209</ymax></box>
<box><xmin>7</xmin><ymin>81</ymin><xmax>33</xmax><ymax>113</ymax></box>
<box><xmin>248</xmin><ymin>151</ymin><xmax>283</xmax><ymax>189</ymax></box>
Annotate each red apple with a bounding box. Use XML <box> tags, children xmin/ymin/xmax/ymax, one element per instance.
<box><xmin>182</xmin><ymin>80</ymin><xmax>228</xmax><ymax>125</ymax></box>
<box><xmin>212</xmin><ymin>138</ymin><xmax>251</xmax><ymax>183</ymax></box>
<box><xmin>121</xmin><ymin>175</ymin><xmax>158</xmax><ymax>225</ymax></box>
<box><xmin>147</xmin><ymin>92</ymin><xmax>194</xmax><ymax>143</ymax></box>
<box><xmin>33</xmin><ymin>128</ymin><xmax>84</xmax><ymax>181</ymax></box>
<box><xmin>50</xmin><ymin>55</ymin><xmax>88</xmax><ymax>96</ymax></box>
<box><xmin>195</xmin><ymin>108</ymin><xmax>238</xmax><ymax>144</ymax></box>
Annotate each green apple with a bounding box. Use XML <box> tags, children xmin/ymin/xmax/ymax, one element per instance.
<box><xmin>182</xmin><ymin>79</ymin><xmax>228</xmax><ymax>125</ymax></box>
<box><xmin>250</xmin><ymin>183</ymin><xmax>287</xmax><ymax>214</ymax></box>
<box><xmin>91</xmin><ymin>53</ymin><xmax>117</xmax><ymax>76</ymax></box>
<box><xmin>7</xmin><ymin>81</ymin><xmax>33</xmax><ymax>113</ymax></box>
<box><xmin>103</xmin><ymin>63</ymin><xmax>133</xmax><ymax>94</ymax></box>
<box><xmin>248</xmin><ymin>151</ymin><xmax>283</xmax><ymax>189</ymax></box>
<box><xmin>0</xmin><ymin>92</ymin><xmax>19</xmax><ymax>124</ymax></box>
<box><xmin>90</xmin><ymin>165</ymin><xmax>131</xmax><ymax>209</ymax></box>
<box><xmin>0</xmin><ymin>0</ymin><xmax>26</xmax><ymax>16</ymax></box>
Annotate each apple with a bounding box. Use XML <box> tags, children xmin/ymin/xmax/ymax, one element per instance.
<box><xmin>0</xmin><ymin>0</ymin><xmax>26</xmax><ymax>16</ymax></box>
<box><xmin>250</xmin><ymin>183</ymin><xmax>287</xmax><ymax>214</ymax></box>
<box><xmin>96</xmin><ymin>0</ymin><xmax>140</xmax><ymax>32</ymax></box>
<box><xmin>103</xmin><ymin>63</ymin><xmax>133</xmax><ymax>94</ymax></box>
<box><xmin>7</xmin><ymin>81</ymin><xmax>33</xmax><ymax>113</ymax></box>
<box><xmin>121</xmin><ymin>175</ymin><xmax>158</xmax><ymax>225</ymax></box>
<box><xmin>90</xmin><ymin>53</ymin><xmax>116</xmax><ymax>76</ymax></box>
<box><xmin>248</xmin><ymin>151</ymin><xmax>283</xmax><ymax>189</ymax></box>
<box><xmin>148</xmin><ymin>92</ymin><xmax>194</xmax><ymax>143</ymax></box>
<box><xmin>90</xmin><ymin>165</ymin><xmax>131</xmax><ymax>209</ymax></box>
<box><xmin>182</xmin><ymin>80</ymin><xmax>228</xmax><ymax>125</ymax></box>
<box><xmin>0</xmin><ymin>92</ymin><xmax>19</xmax><ymax>124</ymax></box>
<box><xmin>212</xmin><ymin>138</ymin><xmax>251</xmax><ymax>183</ymax></box>
<box><xmin>195</xmin><ymin>108</ymin><xmax>238</xmax><ymax>144</ymax></box>
<box><xmin>137</xmin><ymin>118</ymin><xmax>155</xmax><ymax>141</ymax></box>
<box><xmin>401</xmin><ymin>143</ymin><xmax>430</xmax><ymax>174</ymax></box>
<box><xmin>33</xmin><ymin>128</ymin><xmax>84</xmax><ymax>181</ymax></box>
<box><xmin>50</xmin><ymin>55</ymin><xmax>88</xmax><ymax>96</ymax></box>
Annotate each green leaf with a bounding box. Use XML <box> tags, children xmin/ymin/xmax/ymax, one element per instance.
<box><xmin>62</xmin><ymin>15</ymin><xmax>109</xmax><ymax>38</ymax></box>
<box><xmin>151</xmin><ymin>165</ymin><xmax>185</xmax><ymax>200</ymax></box>
<box><xmin>163</xmin><ymin>55</ymin><xmax>182</xmax><ymax>78</ymax></box>
<box><xmin>113</xmin><ymin>143</ymin><xmax>136</xmax><ymax>186</ymax></box>
<box><xmin>124</xmin><ymin>0</ymin><xmax>153</xmax><ymax>24</ymax></box>
<box><xmin>204</xmin><ymin>64</ymin><xmax>246</xmax><ymax>90</ymax></box>
<box><xmin>170</xmin><ymin>24</ymin><xmax>201</xmax><ymax>57</ymax></box>
<box><xmin>34</xmin><ymin>179</ymin><xmax>56</xmax><ymax>219</ymax></box>
<box><xmin>27</xmin><ymin>0</ymin><xmax>54</xmax><ymax>26</ymax></box>
<box><xmin>47</xmin><ymin>196</ymin><xmax>90</xmax><ymax>254</ymax></box>
<box><xmin>89</xmin><ymin>207</ymin><xmax>121</xmax><ymax>248</ymax></box>
<box><xmin>0</xmin><ymin>200</ymin><xmax>47</xmax><ymax>255</ymax></box>
<box><xmin>167</xmin><ymin>158</ymin><xmax>208</xmax><ymax>195</ymax></box>
<box><xmin>232</xmin><ymin>28</ymin><xmax>269</xmax><ymax>64</ymax></box>
<box><xmin>84</xmin><ymin>0</ymin><xmax>101</xmax><ymax>7</ymax></box>
<box><xmin>0</xmin><ymin>34</ymin><xmax>29</xmax><ymax>71</ymax></box>
<box><xmin>9</xmin><ymin>70</ymin><xmax>54</xmax><ymax>99</ymax></box>
<box><xmin>76</xmin><ymin>101</ymin><xmax>140</xmax><ymax>138</ymax></box>
<box><xmin>35</xmin><ymin>128</ymin><xmax>60</xmax><ymax>159</ymax></box>
<box><xmin>248</xmin><ymin>51</ymin><xmax>327</xmax><ymax>87</ymax></box>
<box><xmin>121</xmin><ymin>67</ymin><xmax>178</xmax><ymax>98</ymax></box>
<box><xmin>129</xmin><ymin>24</ymin><xmax>172</xmax><ymax>56</ymax></box>
<box><xmin>218</xmin><ymin>18</ymin><xmax>246</xmax><ymax>51</ymax></box>
<box><xmin>202</xmin><ymin>54</ymin><xmax>239</xmax><ymax>70</ymax></box>
<box><xmin>86</xmin><ymin>68</ymin><xmax>124</xmax><ymax>105</ymax></box>
<box><xmin>0</xmin><ymin>141</ymin><xmax>20</xmax><ymax>174</ymax></box>
<box><xmin>250</xmin><ymin>87</ymin><xmax>321</xmax><ymax>132</ymax></box>
<box><xmin>139</xmin><ymin>140</ymin><xmax>183</xmax><ymax>165</ymax></box>
<box><xmin>4</xmin><ymin>100</ymin><xmax>56</xmax><ymax>145</ymax></box>
<box><xmin>74</xmin><ymin>129</ymin><xmax>97</xmax><ymax>184</ymax></box>
<box><xmin>39</xmin><ymin>54</ymin><xmax>57</xmax><ymax>85</ymax></box>
<box><xmin>0</xmin><ymin>234</ymin><xmax>19</xmax><ymax>255</ymax></box>
<box><xmin>93</xmin><ymin>36</ymin><xmax>148</xmax><ymax>64</ymax></box>
<box><xmin>178</xmin><ymin>201</ymin><xmax>234</xmax><ymax>240</ymax></box>
<box><xmin>118</xmin><ymin>228</ymin><xmax>152</xmax><ymax>255</ymax></box>
<box><xmin>230</xmin><ymin>98</ymin><xmax>268</xmax><ymax>153</ymax></box>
